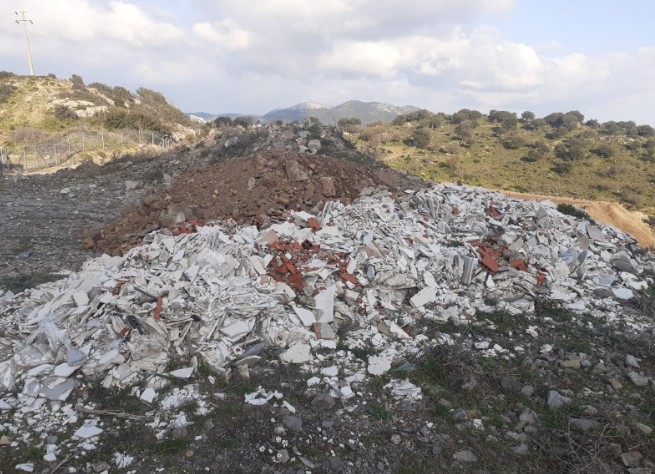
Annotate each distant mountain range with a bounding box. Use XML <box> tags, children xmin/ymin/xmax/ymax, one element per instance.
<box><xmin>186</xmin><ymin>100</ymin><xmax>420</xmax><ymax>125</ymax></box>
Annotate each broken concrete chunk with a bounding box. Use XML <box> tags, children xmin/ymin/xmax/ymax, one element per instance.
<box><xmin>279</xmin><ymin>344</ymin><xmax>313</xmax><ymax>364</ymax></box>
<box><xmin>169</xmin><ymin>367</ymin><xmax>194</xmax><ymax>379</ymax></box>
<box><xmin>74</xmin><ymin>424</ymin><xmax>103</xmax><ymax>439</ymax></box>
<box><xmin>367</xmin><ymin>356</ymin><xmax>392</xmax><ymax>376</ymax></box>
<box><xmin>410</xmin><ymin>287</ymin><xmax>436</xmax><ymax>308</ymax></box>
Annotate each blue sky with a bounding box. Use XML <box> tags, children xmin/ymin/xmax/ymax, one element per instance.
<box><xmin>1</xmin><ymin>0</ymin><xmax>654</xmax><ymax>123</ymax></box>
<box><xmin>484</xmin><ymin>0</ymin><xmax>655</xmax><ymax>56</ymax></box>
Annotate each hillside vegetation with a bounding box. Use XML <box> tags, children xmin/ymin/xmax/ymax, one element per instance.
<box><xmin>347</xmin><ymin>109</ymin><xmax>655</xmax><ymax>215</ymax></box>
<box><xmin>0</xmin><ymin>71</ymin><xmax>201</xmax><ymax>150</ymax></box>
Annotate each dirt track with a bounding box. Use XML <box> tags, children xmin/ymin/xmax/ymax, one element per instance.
<box><xmin>502</xmin><ymin>191</ymin><xmax>655</xmax><ymax>248</ymax></box>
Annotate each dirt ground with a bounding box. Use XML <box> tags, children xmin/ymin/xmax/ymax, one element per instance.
<box><xmin>86</xmin><ymin>151</ymin><xmax>397</xmax><ymax>256</ymax></box>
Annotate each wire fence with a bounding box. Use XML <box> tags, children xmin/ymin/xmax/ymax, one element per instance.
<box><xmin>0</xmin><ymin>128</ymin><xmax>177</xmax><ymax>173</ymax></box>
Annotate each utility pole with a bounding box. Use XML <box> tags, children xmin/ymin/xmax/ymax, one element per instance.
<box><xmin>15</xmin><ymin>12</ymin><xmax>34</xmax><ymax>76</ymax></box>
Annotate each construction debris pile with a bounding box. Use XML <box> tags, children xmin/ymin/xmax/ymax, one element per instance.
<box><xmin>83</xmin><ymin>152</ymin><xmax>399</xmax><ymax>257</ymax></box>
<box><xmin>1</xmin><ymin>182</ymin><xmax>654</xmax><ymax>464</ymax></box>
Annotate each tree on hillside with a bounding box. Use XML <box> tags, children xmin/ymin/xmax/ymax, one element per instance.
<box><xmin>585</xmin><ymin>119</ymin><xmax>599</xmax><ymax>128</ymax></box>
<box><xmin>563</xmin><ymin>110</ymin><xmax>584</xmax><ymax>124</ymax></box>
<box><xmin>136</xmin><ymin>88</ymin><xmax>168</xmax><ymax>106</ymax></box>
<box><xmin>524</xmin><ymin>118</ymin><xmax>547</xmax><ymax>131</ymax></box>
<box><xmin>488</xmin><ymin>110</ymin><xmax>518</xmax><ymax>131</ymax></box>
<box><xmin>637</xmin><ymin>124</ymin><xmax>655</xmax><ymax>137</ymax></box>
<box><xmin>503</xmin><ymin>133</ymin><xmax>526</xmax><ymax>149</ymax></box>
<box><xmin>455</xmin><ymin>120</ymin><xmax>475</xmax><ymax>144</ymax></box>
<box><xmin>543</xmin><ymin>112</ymin><xmax>564</xmax><ymax>127</ymax></box>
<box><xmin>234</xmin><ymin>116</ymin><xmax>253</xmax><ymax>127</ymax></box>
<box><xmin>555</xmin><ymin>138</ymin><xmax>586</xmax><ymax>161</ymax></box>
<box><xmin>602</xmin><ymin>121</ymin><xmax>621</xmax><ymax>135</ymax></box>
<box><xmin>392</xmin><ymin>109</ymin><xmax>431</xmax><ymax>125</ymax></box>
<box><xmin>70</xmin><ymin>74</ymin><xmax>84</xmax><ymax>90</ymax></box>
<box><xmin>410</xmin><ymin>128</ymin><xmax>431</xmax><ymax>148</ymax></box>
<box><xmin>452</xmin><ymin>109</ymin><xmax>482</xmax><ymax>124</ymax></box>
<box><xmin>215</xmin><ymin>116</ymin><xmax>233</xmax><ymax>127</ymax></box>
<box><xmin>337</xmin><ymin>117</ymin><xmax>362</xmax><ymax>131</ymax></box>
<box><xmin>521</xmin><ymin>111</ymin><xmax>535</xmax><ymax>122</ymax></box>
<box><xmin>88</xmin><ymin>82</ymin><xmax>113</xmax><ymax>95</ymax></box>
<box><xmin>428</xmin><ymin>114</ymin><xmax>443</xmax><ymax>129</ymax></box>
<box><xmin>592</xmin><ymin>142</ymin><xmax>617</xmax><ymax>159</ymax></box>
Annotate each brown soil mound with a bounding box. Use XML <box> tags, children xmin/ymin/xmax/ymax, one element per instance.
<box><xmin>85</xmin><ymin>152</ymin><xmax>394</xmax><ymax>256</ymax></box>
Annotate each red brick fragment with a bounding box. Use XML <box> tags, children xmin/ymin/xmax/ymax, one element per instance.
<box><xmin>480</xmin><ymin>255</ymin><xmax>499</xmax><ymax>274</ymax></box>
<box><xmin>341</xmin><ymin>273</ymin><xmax>360</xmax><ymax>284</ymax></box>
<box><xmin>307</xmin><ymin>217</ymin><xmax>322</xmax><ymax>231</ymax></box>
<box><xmin>510</xmin><ymin>259</ymin><xmax>528</xmax><ymax>272</ymax></box>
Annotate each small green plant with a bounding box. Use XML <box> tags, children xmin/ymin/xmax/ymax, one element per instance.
<box><xmin>557</xmin><ymin>203</ymin><xmax>593</xmax><ymax>222</ymax></box>
<box><xmin>0</xmin><ymin>273</ymin><xmax>66</xmax><ymax>294</ymax></box>
<box><xmin>367</xmin><ymin>404</ymin><xmax>391</xmax><ymax>420</ymax></box>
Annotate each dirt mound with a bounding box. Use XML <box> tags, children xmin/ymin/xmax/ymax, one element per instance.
<box><xmin>503</xmin><ymin>191</ymin><xmax>655</xmax><ymax>248</ymax></box>
<box><xmin>85</xmin><ymin>152</ymin><xmax>395</xmax><ymax>255</ymax></box>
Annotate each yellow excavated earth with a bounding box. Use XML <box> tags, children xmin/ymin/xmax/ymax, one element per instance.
<box><xmin>501</xmin><ymin>191</ymin><xmax>655</xmax><ymax>249</ymax></box>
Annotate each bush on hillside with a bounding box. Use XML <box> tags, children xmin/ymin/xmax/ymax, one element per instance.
<box><xmin>503</xmin><ymin>133</ymin><xmax>526</xmax><ymax>150</ymax></box>
<box><xmin>0</xmin><ymin>83</ymin><xmax>16</xmax><ymax>104</ymax></box>
<box><xmin>637</xmin><ymin>124</ymin><xmax>655</xmax><ymax>137</ymax></box>
<box><xmin>392</xmin><ymin>109</ymin><xmax>431</xmax><ymax>125</ymax></box>
<box><xmin>338</xmin><ymin>117</ymin><xmax>362</xmax><ymax>132</ymax></box>
<box><xmin>70</xmin><ymin>74</ymin><xmax>84</xmax><ymax>90</ymax></box>
<box><xmin>53</xmin><ymin>105</ymin><xmax>79</xmax><ymax>121</ymax></box>
<box><xmin>410</xmin><ymin>128</ymin><xmax>431</xmax><ymax>148</ymax></box>
<box><xmin>215</xmin><ymin>116</ymin><xmax>233</xmax><ymax>127</ymax></box>
<box><xmin>555</xmin><ymin>138</ymin><xmax>586</xmax><ymax>161</ymax></box>
<box><xmin>452</xmin><ymin>109</ymin><xmax>482</xmax><ymax>124</ymax></box>
<box><xmin>234</xmin><ymin>116</ymin><xmax>253</xmax><ymax>127</ymax></box>
<box><xmin>521</xmin><ymin>111</ymin><xmax>535</xmax><ymax>122</ymax></box>
<box><xmin>592</xmin><ymin>142</ymin><xmax>617</xmax><ymax>159</ymax></box>
<box><xmin>0</xmin><ymin>71</ymin><xmax>16</xmax><ymax>79</ymax></box>
<box><xmin>11</xmin><ymin>127</ymin><xmax>50</xmax><ymax>145</ymax></box>
<box><xmin>104</xmin><ymin>108</ymin><xmax>170</xmax><ymax>135</ymax></box>
<box><xmin>136</xmin><ymin>87</ymin><xmax>168</xmax><ymax>106</ymax></box>
<box><xmin>88</xmin><ymin>82</ymin><xmax>113</xmax><ymax>95</ymax></box>
<box><xmin>455</xmin><ymin>120</ymin><xmax>475</xmax><ymax>144</ymax></box>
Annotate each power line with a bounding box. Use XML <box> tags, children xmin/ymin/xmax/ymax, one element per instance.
<box><xmin>15</xmin><ymin>11</ymin><xmax>34</xmax><ymax>76</ymax></box>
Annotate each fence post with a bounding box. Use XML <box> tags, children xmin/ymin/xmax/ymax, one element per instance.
<box><xmin>34</xmin><ymin>147</ymin><xmax>37</xmax><ymax>167</ymax></box>
<box><xmin>55</xmin><ymin>145</ymin><xmax>58</xmax><ymax>165</ymax></box>
<box><xmin>121</xmin><ymin>131</ymin><xmax>123</xmax><ymax>148</ymax></box>
<box><xmin>139</xmin><ymin>129</ymin><xmax>142</xmax><ymax>145</ymax></box>
<box><xmin>82</xmin><ymin>132</ymin><xmax>85</xmax><ymax>151</ymax></box>
<box><xmin>68</xmin><ymin>137</ymin><xmax>71</xmax><ymax>158</ymax></box>
<box><xmin>102</xmin><ymin>133</ymin><xmax>105</xmax><ymax>150</ymax></box>
<box><xmin>23</xmin><ymin>147</ymin><xmax>27</xmax><ymax>170</ymax></box>
<box><xmin>151</xmin><ymin>133</ymin><xmax>154</xmax><ymax>145</ymax></box>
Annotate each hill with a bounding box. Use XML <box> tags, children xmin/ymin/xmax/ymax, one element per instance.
<box><xmin>0</xmin><ymin>71</ymin><xmax>200</xmax><ymax>151</ymax></box>
<box><xmin>348</xmin><ymin>109</ymin><xmax>655</xmax><ymax>221</ymax></box>
<box><xmin>263</xmin><ymin>100</ymin><xmax>420</xmax><ymax>124</ymax></box>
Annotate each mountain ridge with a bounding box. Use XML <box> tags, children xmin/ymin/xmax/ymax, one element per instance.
<box><xmin>187</xmin><ymin>100</ymin><xmax>420</xmax><ymax>125</ymax></box>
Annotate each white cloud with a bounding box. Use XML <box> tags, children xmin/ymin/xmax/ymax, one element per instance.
<box><xmin>1</xmin><ymin>0</ymin><xmax>655</xmax><ymax>123</ymax></box>
<box><xmin>1</xmin><ymin>0</ymin><xmax>184</xmax><ymax>48</ymax></box>
<box><xmin>192</xmin><ymin>20</ymin><xmax>251</xmax><ymax>52</ymax></box>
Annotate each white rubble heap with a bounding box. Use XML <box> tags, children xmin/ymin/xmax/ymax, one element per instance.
<box><xmin>1</xmin><ymin>182</ymin><xmax>654</xmax><ymax>466</ymax></box>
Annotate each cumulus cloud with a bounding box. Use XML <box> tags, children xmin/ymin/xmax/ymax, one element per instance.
<box><xmin>1</xmin><ymin>0</ymin><xmax>184</xmax><ymax>48</ymax></box>
<box><xmin>192</xmin><ymin>20</ymin><xmax>251</xmax><ymax>52</ymax></box>
<box><xmin>1</xmin><ymin>0</ymin><xmax>654</xmax><ymax>123</ymax></box>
